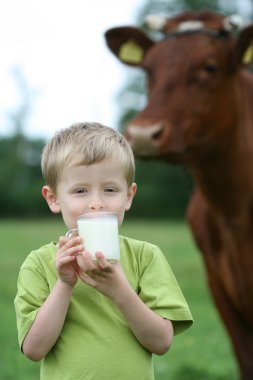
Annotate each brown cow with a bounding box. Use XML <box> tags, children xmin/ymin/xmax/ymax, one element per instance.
<box><xmin>105</xmin><ymin>10</ymin><xmax>253</xmax><ymax>380</ymax></box>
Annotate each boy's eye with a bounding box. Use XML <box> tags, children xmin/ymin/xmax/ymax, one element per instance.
<box><xmin>105</xmin><ymin>187</ymin><xmax>115</xmax><ymax>193</ymax></box>
<box><xmin>76</xmin><ymin>188</ymin><xmax>87</xmax><ymax>194</ymax></box>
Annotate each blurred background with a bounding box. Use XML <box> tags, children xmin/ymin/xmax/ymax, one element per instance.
<box><xmin>2</xmin><ymin>0</ymin><xmax>252</xmax><ymax>220</ymax></box>
<box><xmin>1</xmin><ymin>0</ymin><xmax>252</xmax><ymax>379</ymax></box>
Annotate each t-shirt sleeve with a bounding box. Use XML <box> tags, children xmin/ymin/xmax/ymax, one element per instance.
<box><xmin>14</xmin><ymin>260</ymin><xmax>50</xmax><ymax>350</ymax></box>
<box><xmin>138</xmin><ymin>244</ymin><xmax>193</xmax><ymax>335</ymax></box>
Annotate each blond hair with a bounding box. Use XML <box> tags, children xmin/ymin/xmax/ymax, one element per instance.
<box><xmin>41</xmin><ymin>122</ymin><xmax>135</xmax><ymax>192</ymax></box>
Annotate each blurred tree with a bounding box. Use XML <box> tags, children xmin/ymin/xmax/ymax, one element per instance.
<box><xmin>0</xmin><ymin>67</ymin><xmax>47</xmax><ymax>217</ymax></box>
<box><xmin>0</xmin><ymin>135</ymin><xmax>47</xmax><ymax>217</ymax></box>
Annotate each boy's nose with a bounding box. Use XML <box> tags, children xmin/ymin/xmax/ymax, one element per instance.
<box><xmin>88</xmin><ymin>197</ymin><xmax>105</xmax><ymax>211</ymax></box>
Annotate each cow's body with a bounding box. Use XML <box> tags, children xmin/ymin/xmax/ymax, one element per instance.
<box><xmin>105</xmin><ymin>11</ymin><xmax>253</xmax><ymax>379</ymax></box>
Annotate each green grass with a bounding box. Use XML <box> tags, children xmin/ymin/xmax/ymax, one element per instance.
<box><xmin>0</xmin><ymin>218</ymin><xmax>238</xmax><ymax>379</ymax></box>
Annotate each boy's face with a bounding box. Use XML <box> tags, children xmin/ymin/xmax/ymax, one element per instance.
<box><xmin>43</xmin><ymin>158</ymin><xmax>136</xmax><ymax>229</ymax></box>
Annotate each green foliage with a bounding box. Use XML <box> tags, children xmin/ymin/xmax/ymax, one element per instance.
<box><xmin>131</xmin><ymin>159</ymin><xmax>194</xmax><ymax>218</ymax></box>
<box><xmin>0</xmin><ymin>134</ymin><xmax>48</xmax><ymax>217</ymax></box>
<box><xmin>137</xmin><ymin>0</ymin><xmax>235</xmax><ymax>27</ymax></box>
<box><xmin>1</xmin><ymin>218</ymin><xmax>237</xmax><ymax>379</ymax></box>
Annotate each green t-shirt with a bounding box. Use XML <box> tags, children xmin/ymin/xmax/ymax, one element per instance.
<box><xmin>14</xmin><ymin>235</ymin><xmax>193</xmax><ymax>380</ymax></box>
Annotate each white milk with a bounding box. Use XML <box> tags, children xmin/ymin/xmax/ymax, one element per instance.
<box><xmin>77</xmin><ymin>213</ymin><xmax>120</xmax><ymax>261</ymax></box>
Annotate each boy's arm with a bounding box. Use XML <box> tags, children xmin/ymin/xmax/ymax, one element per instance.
<box><xmin>22</xmin><ymin>236</ymin><xmax>82</xmax><ymax>361</ymax></box>
<box><xmin>113</xmin><ymin>283</ymin><xmax>174</xmax><ymax>355</ymax></box>
<box><xmin>22</xmin><ymin>279</ymin><xmax>73</xmax><ymax>361</ymax></box>
<box><xmin>78</xmin><ymin>252</ymin><xmax>174</xmax><ymax>355</ymax></box>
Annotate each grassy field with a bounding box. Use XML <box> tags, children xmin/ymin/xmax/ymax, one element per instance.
<box><xmin>0</xmin><ymin>218</ymin><xmax>238</xmax><ymax>379</ymax></box>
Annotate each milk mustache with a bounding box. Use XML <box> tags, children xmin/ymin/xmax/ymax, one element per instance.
<box><xmin>77</xmin><ymin>212</ymin><xmax>120</xmax><ymax>261</ymax></box>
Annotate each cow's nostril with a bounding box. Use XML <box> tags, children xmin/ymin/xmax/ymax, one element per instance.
<box><xmin>152</xmin><ymin>128</ymin><xmax>163</xmax><ymax>140</ymax></box>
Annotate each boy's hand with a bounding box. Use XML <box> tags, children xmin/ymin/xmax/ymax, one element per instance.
<box><xmin>56</xmin><ymin>236</ymin><xmax>84</xmax><ymax>287</ymax></box>
<box><xmin>77</xmin><ymin>251</ymin><xmax>130</xmax><ymax>301</ymax></box>
<box><xmin>77</xmin><ymin>250</ymin><xmax>174</xmax><ymax>355</ymax></box>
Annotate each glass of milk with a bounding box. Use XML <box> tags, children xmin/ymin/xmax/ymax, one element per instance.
<box><xmin>66</xmin><ymin>212</ymin><xmax>120</xmax><ymax>262</ymax></box>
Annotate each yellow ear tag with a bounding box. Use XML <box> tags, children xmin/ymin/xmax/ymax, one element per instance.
<box><xmin>119</xmin><ymin>40</ymin><xmax>144</xmax><ymax>64</ymax></box>
<box><xmin>242</xmin><ymin>44</ymin><xmax>253</xmax><ymax>64</ymax></box>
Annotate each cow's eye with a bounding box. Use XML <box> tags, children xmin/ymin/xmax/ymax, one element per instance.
<box><xmin>205</xmin><ymin>63</ymin><xmax>218</xmax><ymax>74</ymax></box>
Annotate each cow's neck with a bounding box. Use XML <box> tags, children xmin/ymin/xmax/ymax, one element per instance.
<box><xmin>190</xmin><ymin>72</ymin><xmax>253</xmax><ymax>223</ymax></box>
<box><xmin>190</xmin><ymin>146</ymin><xmax>248</xmax><ymax>214</ymax></box>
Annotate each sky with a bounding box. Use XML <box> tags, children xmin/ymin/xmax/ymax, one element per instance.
<box><xmin>0</xmin><ymin>0</ymin><xmax>142</xmax><ymax>139</ymax></box>
<box><xmin>1</xmin><ymin>0</ymin><xmax>252</xmax><ymax>140</ymax></box>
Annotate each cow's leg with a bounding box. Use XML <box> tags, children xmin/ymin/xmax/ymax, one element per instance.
<box><xmin>206</xmin><ymin>270</ymin><xmax>253</xmax><ymax>380</ymax></box>
<box><xmin>187</xmin><ymin>190</ymin><xmax>253</xmax><ymax>380</ymax></box>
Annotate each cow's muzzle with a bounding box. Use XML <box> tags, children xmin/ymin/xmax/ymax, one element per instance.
<box><xmin>125</xmin><ymin>123</ymin><xmax>164</xmax><ymax>156</ymax></box>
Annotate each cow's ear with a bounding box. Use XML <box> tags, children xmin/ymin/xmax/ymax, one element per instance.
<box><xmin>233</xmin><ymin>25</ymin><xmax>253</xmax><ymax>67</ymax></box>
<box><xmin>104</xmin><ymin>27</ymin><xmax>154</xmax><ymax>66</ymax></box>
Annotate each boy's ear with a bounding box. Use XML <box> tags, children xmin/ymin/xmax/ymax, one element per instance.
<box><xmin>42</xmin><ymin>186</ymin><xmax>61</xmax><ymax>214</ymax></box>
<box><xmin>125</xmin><ymin>182</ymin><xmax>137</xmax><ymax>211</ymax></box>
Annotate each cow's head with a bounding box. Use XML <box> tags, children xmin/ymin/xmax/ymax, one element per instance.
<box><xmin>105</xmin><ymin>11</ymin><xmax>253</xmax><ymax>163</ymax></box>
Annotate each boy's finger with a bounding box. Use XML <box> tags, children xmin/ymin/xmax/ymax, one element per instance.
<box><xmin>67</xmin><ymin>236</ymin><xmax>82</xmax><ymax>246</ymax></box>
<box><xmin>78</xmin><ymin>271</ymin><xmax>96</xmax><ymax>287</ymax></box>
<box><xmin>59</xmin><ymin>236</ymin><xmax>82</xmax><ymax>251</ymax></box>
<box><xmin>58</xmin><ymin>236</ymin><xmax>68</xmax><ymax>248</ymax></box>
<box><xmin>76</xmin><ymin>251</ymin><xmax>96</xmax><ymax>272</ymax></box>
<box><xmin>58</xmin><ymin>255</ymin><xmax>76</xmax><ymax>266</ymax></box>
<box><xmin>96</xmin><ymin>252</ymin><xmax>111</xmax><ymax>271</ymax></box>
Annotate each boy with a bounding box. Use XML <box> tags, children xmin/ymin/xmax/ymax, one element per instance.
<box><xmin>14</xmin><ymin>122</ymin><xmax>193</xmax><ymax>380</ymax></box>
